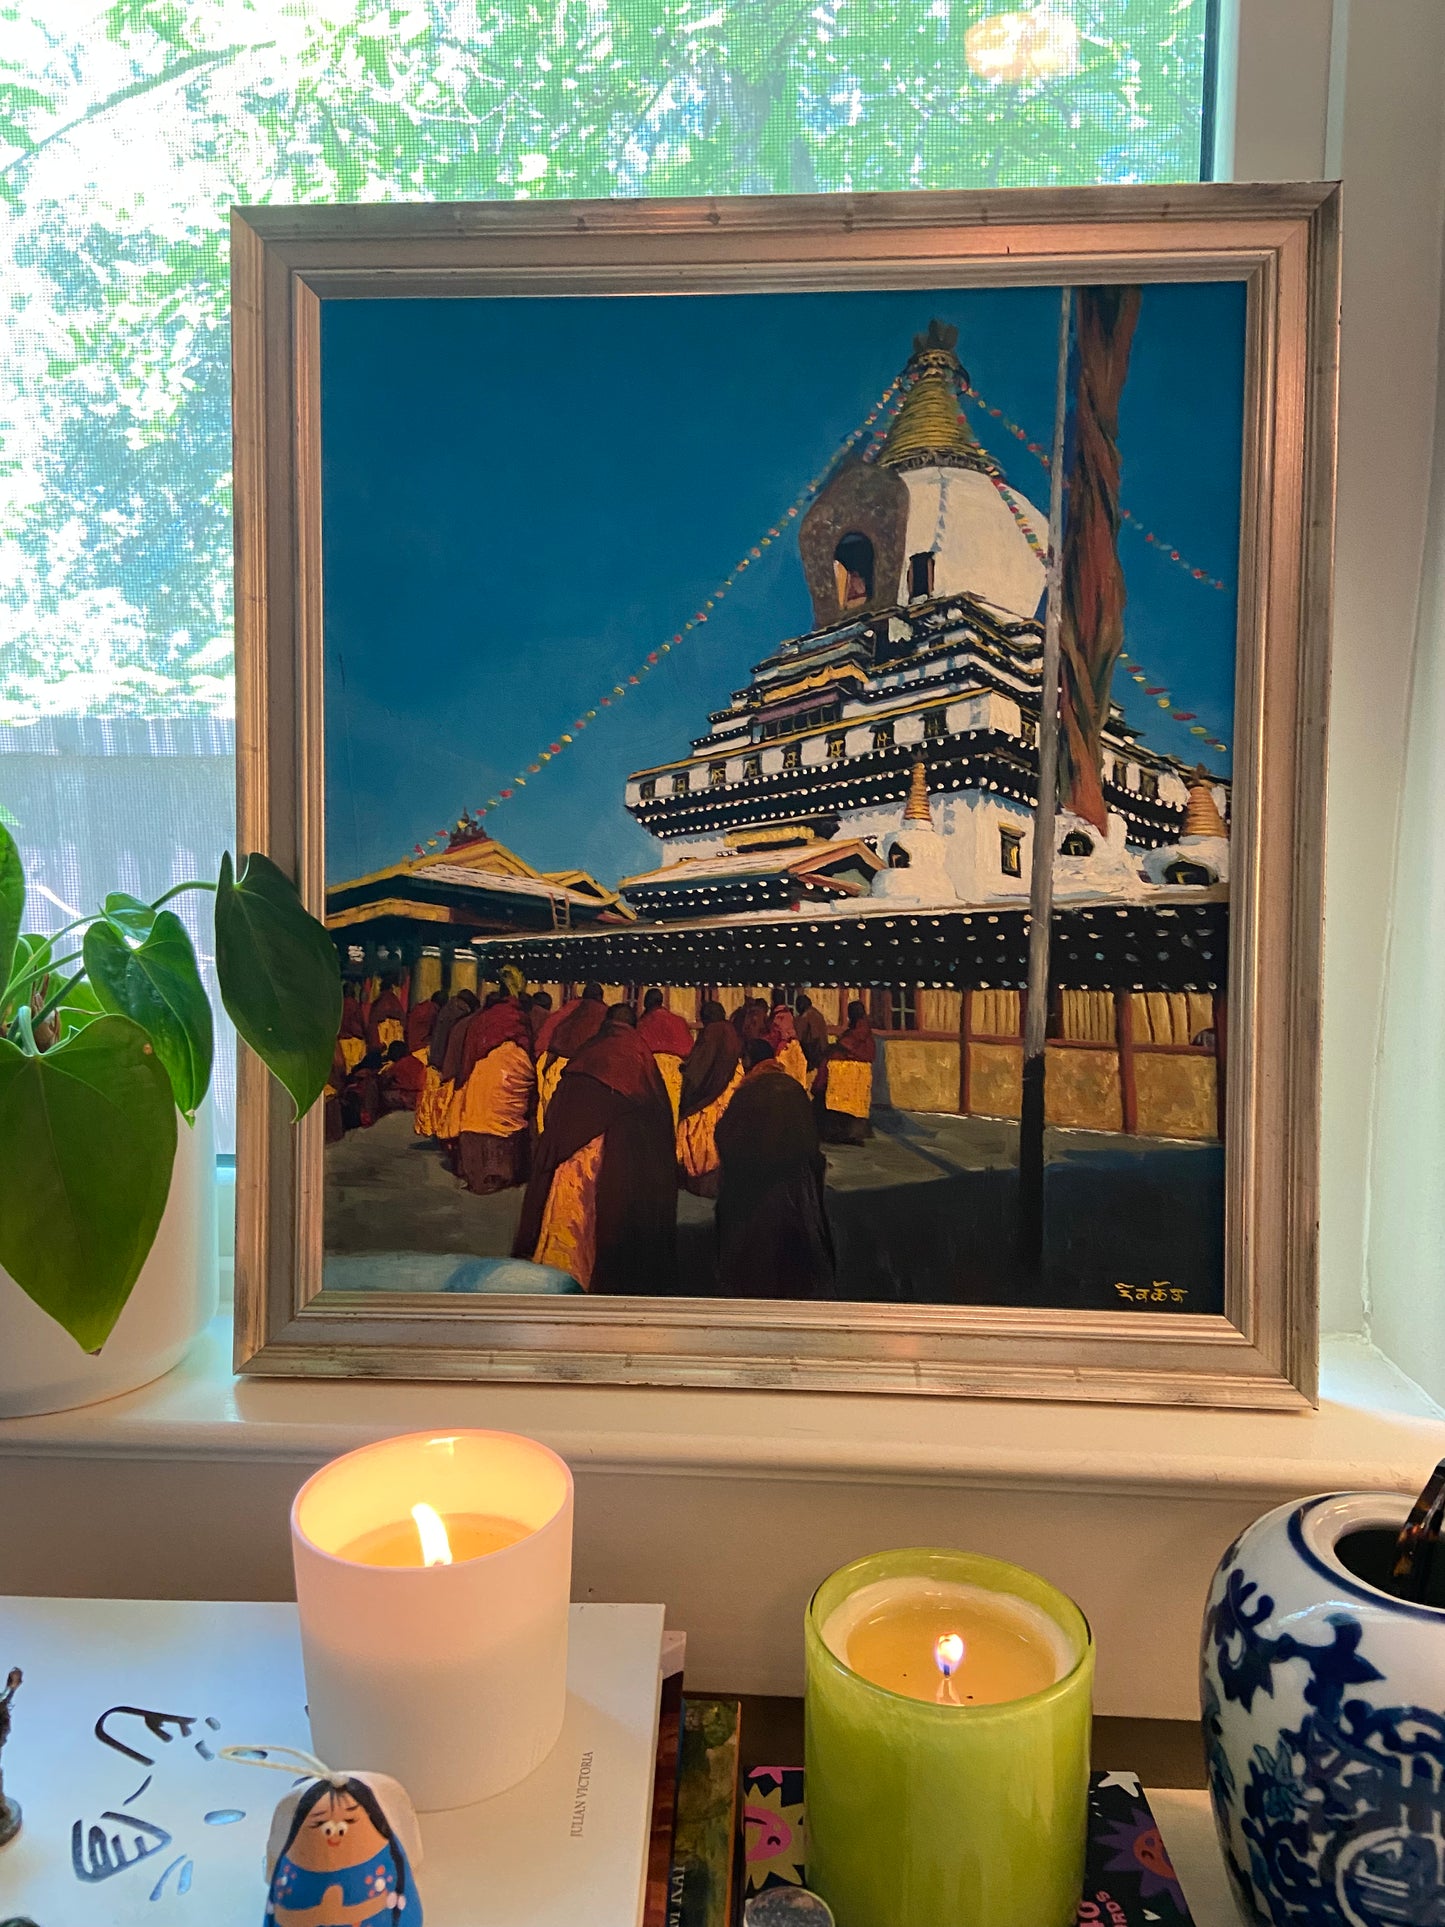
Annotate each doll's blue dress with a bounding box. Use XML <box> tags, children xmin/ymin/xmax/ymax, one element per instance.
<box><xmin>266</xmin><ymin>1838</ymin><xmax>421</xmax><ymax>1920</ymax></box>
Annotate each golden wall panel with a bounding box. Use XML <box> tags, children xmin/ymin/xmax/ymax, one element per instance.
<box><xmin>1135</xmin><ymin>1055</ymin><xmax>1218</xmax><ymax>1140</ymax></box>
<box><xmin>1045</xmin><ymin>1045</ymin><xmax>1122</xmax><ymax>1131</ymax></box>
<box><xmin>880</xmin><ymin>1038</ymin><xmax>960</xmax><ymax>1113</ymax></box>
<box><xmin>969</xmin><ymin>1041</ymin><xmax>1022</xmax><ymax>1118</ymax></box>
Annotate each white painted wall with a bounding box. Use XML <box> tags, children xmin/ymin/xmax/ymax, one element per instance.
<box><xmin>1227</xmin><ymin>0</ymin><xmax>1445</xmax><ymax>1341</ymax></box>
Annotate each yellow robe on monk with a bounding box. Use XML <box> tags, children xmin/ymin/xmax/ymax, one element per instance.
<box><xmin>530</xmin><ymin>1134</ymin><xmax>604</xmax><ymax>1289</ymax></box>
<box><xmin>339</xmin><ymin>1035</ymin><xmax>366</xmax><ymax>1074</ymax></box>
<box><xmin>822</xmin><ymin>1058</ymin><xmax>872</xmax><ymax>1119</ymax></box>
<box><xmin>535</xmin><ymin>1052</ymin><xmax>567</xmax><ymax>1133</ymax></box>
<box><xmin>653</xmin><ymin>1053</ymin><xmax>684</xmax><ymax>1124</ymax></box>
<box><xmin>676</xmin><ymin>1063</ymin><xmax>744</xmax><ymax>1183</ymax></box>
<box><xmin>775</xmin><ymin>1038</ymin><xmax>809</xmax><ymax>1091</ymax></box>
<box><xmin>460</xmin><ymin>1040</ymin><xmax>534</xmax><ymax>1138</ymax></box>
<box><xmin>414</xmin><ymin>1063</ymin><xmax>443</xmax><ymax>1136</ymax></box>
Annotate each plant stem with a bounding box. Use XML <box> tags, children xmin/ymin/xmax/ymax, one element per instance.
<box><xmin>150</xmin><ymin>879</ymin><xmax>217</xmax><ymax>909</ymax></box>
<box><xmin>28</xmin><ymin>970</ymin><xmax>84</xmax><ymax>1036</ymax></box>
<box><xmin>3</xmin><ymin>949</ymin><xmax>84</xmax><ymax>1009</ymax></box>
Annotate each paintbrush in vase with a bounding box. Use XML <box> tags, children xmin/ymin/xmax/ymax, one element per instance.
<box><xmin>1390</xmin><ymin>1458</ymin><xmax>1445</xmax><ymax>1603</ymax></box>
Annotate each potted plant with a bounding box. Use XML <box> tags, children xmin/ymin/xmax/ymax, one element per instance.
<box><xmin>0</xmin><ymin>820</ymin><xmax>340</xmax><ymax>1415</ymax></box>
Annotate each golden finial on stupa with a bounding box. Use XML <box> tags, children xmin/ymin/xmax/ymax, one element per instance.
<box><xmin>879</xmin><ymin>319</ymin><xmax>986</xmax><ymax>469</ymax></box>
<box><xmin>1183</xmin><ymin>766</ymin><xmax>1228</xmax><ymax>838</ymax></box>
<box><xmin>903</xmin><ymin>756</ymin><xmax>935</xmax><ymax>826</ymax></box>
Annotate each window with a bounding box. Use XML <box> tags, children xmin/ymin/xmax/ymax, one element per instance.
<box><xmin>671</xmin><ymin>770</ymin><xmax>691</xmax><ymax>796</ymax></box>
<box><xmin>1000</xmin><ymin>828</ymin><xmax>1023</xmax><ymax>876</ymax></box>
<box><xmin>742</xmin><ymin>753</ymin><xmax>762</xmax><ymax>779</ymax></box>
<box><xmin>1</xmin><ymin>8</ymin><xmax>1220</xmax><ymax>1157</ymax></box>
<box><xmin>1112</xmin><ymin>759</ymin><xmax>1129</xmax><ymax>790</ymax></box>
<box><xmin>1020</xmin><ymin>716</ymin><xmax>1038</xmax><ymax>750</ymax></box>
<box><xmin>834</xmin><ymin>532</ymin><xmax>875</xmax><ymax>609</ymax></box>
<box><xmin>1060</xmin><ymin>830</ymin><xmax>1094</xmax><ymax>857</ymax></box>
<box><xmin>782</xmin><ymin>742</ymin><xmax>801</xmax><ymax>770</ymax></box>
<box><xmin>827</xmin><ymin>733</ymin><xmax>848</xmax><ymax>760</ymax></box>
<box><xmin>760</xmin><ymin>700</ymin><xmax>836</xmax><ymax>740</ymax></box>
<box><xmin>907</xmin><ymin>552</ymin><xmax>936</xmax><ymax>600</ymax></box>
<box><xmin>709</xmin><ymin>761</ymin><xmax>728</xmax><ymax>789</ymax></box>
<box><xmin>872</xmin><ymin>721</ymin><xmax>894</xmax><ymax>751</ymax></box>
<box><xmin>639</xmin><ymin>778</ymin><xmax>656</xmax><ymax>801</ymax></box>
<box><xmin>1165</xmin><ymin>859</ymin><xmax>1216</xmax><ymax>886</ymax></box>
<box><xmin>1139</xmin><ymin>770</ymin><xmax>1160</xmax><ymax>803</ymax></box>
<box><xmin>924</xmin><ymin>710</ymin><xmax>946</xmax><ymax>740</ymax></box>
<box><xmin>873</xmin><ymin>985</ymin><xmax>918</xmax><ymax>1031</ymax></box>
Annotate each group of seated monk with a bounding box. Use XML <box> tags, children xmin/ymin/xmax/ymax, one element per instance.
<box><xmin>327</xmin><ymin>973</ymin><xmax>879</xmax><ymax>1299</ymax></box>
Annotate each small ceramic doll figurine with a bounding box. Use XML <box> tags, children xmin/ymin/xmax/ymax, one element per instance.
<box><xmin>265</xmin><ymin>1774</ymin><xmax>422</xmax><ymax>1926</ymax></box>
<box><xmin>221</xmin><ymin>1748</ymin><xmax>423</xmax><ymax>1927</ymax></box>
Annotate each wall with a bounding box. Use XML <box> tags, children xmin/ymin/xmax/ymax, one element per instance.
<box><xmin>1367</xmin><ymin>303</ymin><xmax>1445</xmax><ymax>1406</ymax></box>
<box><xmin>1228</xmin><ymin>0</ymin><xmax>1445</xmax><ymax>1340</ymax></box>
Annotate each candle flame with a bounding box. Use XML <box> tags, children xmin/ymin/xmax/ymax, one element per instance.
<box><xmin>934</xmin><ymin>1632</ymin><xmax>965</xmax><ymax>1676</ymax></box>
<box><xmin>934</xmin><ymin>1632</ymin><xmax>965</xmax><ymax>1704</ymax></box>
<box><xmin>411</xmin><ymin>1502</ymin><xmax>453</xmax><ymax>1566</ymax></box>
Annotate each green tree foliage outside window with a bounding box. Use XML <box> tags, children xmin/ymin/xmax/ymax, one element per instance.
<box><xmin>0</xmin><ymin>1</ymin><xmax>1211</xmax><ymax>721</ymax></box>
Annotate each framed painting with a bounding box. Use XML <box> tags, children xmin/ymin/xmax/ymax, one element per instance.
<box><xmin>233</xmin><ymin>184</ymin><xmax>1337</xmax><ymax>1406</ymax></box>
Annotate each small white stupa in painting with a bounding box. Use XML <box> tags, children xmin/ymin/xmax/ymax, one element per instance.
<box><xmin>872</xmin><ymin>758</ymin><xmax>959</xmax><ymax>906</ymax></box>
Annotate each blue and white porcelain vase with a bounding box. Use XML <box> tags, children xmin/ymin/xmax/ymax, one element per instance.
<box><xmin>1201</xmin><ymin>1491</ymin><xmax>1445</xmax><ymax>1927</ymax></box>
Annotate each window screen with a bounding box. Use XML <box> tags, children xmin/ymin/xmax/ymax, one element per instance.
<box><xmin>0</xmin><ymin>2</ymin><xmax>1218</xmax><ymax>1150</ymax></box>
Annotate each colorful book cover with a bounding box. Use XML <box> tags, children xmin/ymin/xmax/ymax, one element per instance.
<box><xmin>1081</xmin><ymin>1771</ymin><xmax>1196</xmax><ymax>1927</ymax></box>
<box><xmin>743</xmin><ymin>1766</ymin><xmax>806</xmax><ymax>1897</ymax></box>
<box><xmin>666</xmin><ymin>1697</ymin><xmax>742</xmax><ymax>1927</ymax></box>
<box><xmin>644</xmin><ymin>1633</ymin><xmax>688</xmax><ymax>1927</ymax></box>
<box><xmin>746</xmin><ymin>1768</ymin><xmax>1196</xmax><ymax>1927</ymax></box>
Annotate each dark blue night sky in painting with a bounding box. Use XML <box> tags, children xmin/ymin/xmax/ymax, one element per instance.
<box><xmin>320</xmin><ymin>279</ymin><xmax>1246</xmax><ymax>886</ymax></box>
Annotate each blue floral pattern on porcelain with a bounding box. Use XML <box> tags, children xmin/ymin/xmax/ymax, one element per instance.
<box><xmin>1200</xmin><ymin>1492</ymin><xmax>1445</xmax><ymax>1927</ymax></box>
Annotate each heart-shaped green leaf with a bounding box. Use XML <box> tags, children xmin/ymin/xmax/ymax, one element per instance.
<box><xmin>57</xmin><ymin>975</ymin><xmax>104</xmax><ymax>1041</ymax></box>
<box><xmin>214</xmin><ymin>851</ymin><xmax>341</xmax><ymax>1119</ymax></box>
<box><xmin>84</xmin><ymin>910</ymin><xmax>214</xmax><ymax>1118</ymax></box>
<box><xmin>0</xmin><ymin>820</ymin><xmax>23</xmax><ymax>1000</ymax></box>
<box><xmin>102</xmin><ymin>891</ymin><xmax>156</xmax><ymax>940</ymax></box>
<box><xmin>0</xmin><ymin>1015</ymin><xmax>178</xmax><ymax>1351</ymax></box>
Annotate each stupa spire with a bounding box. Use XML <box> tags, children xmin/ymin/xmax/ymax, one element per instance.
<box><xmin>1183</xmin><ymin>767</ymin><xmax>1228</xmax><ymax>838</ymax></box>
<box><xmin>879</xmin><ymin>319</ymin><xmax>988</xmax><ymax>471</ymax></box>
<box><xmin>903</xmin><ymin>756</ymin><xmax>935</xmax><ymax>826</ymax></box>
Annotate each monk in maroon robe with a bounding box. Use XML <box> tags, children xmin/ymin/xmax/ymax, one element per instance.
<box><xmin>451</xmin><ymin>992</ymin><xmax>535</xmax><ymax>1194</ymax></box>
<box><xmin>415</xmin><ymin>987</ymin><xmax>477</xmax><ymax>1136</ymax></box>
<box><xmin>815</xmin><ymin>1001</ymin><xmax>877</xmax><ymax>1144</ymax></box>
<box><xmin>378</xmin><ymin>1040</ymin><xmax>425</xmax><ymax>1113</ymax></box>
<box><xmin>715</xmin><ymin>1042</ymin><xmax>836</xmax><ymax>1300</ymax></box>
<box><xmin>676</xmin><ymin>1000</ymin><xmax>744</xmax><ymax>1198</ymax></box>
<box><xmin>323</xmin><ymin>1043</ymin><xmax>348</xmax><ymax>1144</ymax></box>
<box><xmin>637</xmin><ymin>987</ymin><xmax>694</xmax><ymax>1121</ymax></box>
<box><xmin>794</xmin><ymin>992</ymin><xmax>830</xmax><ymax>1073</ymax></box>
<box><xmin>405</xmin><ymin>990</ymin><xmax>444</xmax><ymax>1056</ymax></box>
<box><xmin>526</xmin><ymin>990</ymin><xmax>553</xmax><ymax>1049</ymax></box>
<box><xmin>340</xmin><ymin>1050</ymin><xmax>383</xmax><ymax>1132</ymax></box>
<box><xmin>366</xmin><ymin>975</ymin><xmax>407</xmax><ymax>1055</ymax></box>
<box><xmin>513</xmin><ymin>1005</ymin><xmax>677</xmax><ymax>1294</ymax></box>
<box><xmin>731</xmin><ymin>998</ymin><xmax>769</xmax><ymax>1045</ymax></box>
<box><xmin>535</xmin><ymin>982</ymin><xmax>607</xmax><ymax>1133</ymax></box>
<box><xmin>338</xmin><ymin>983</ymin><xmax>368</xmax><ymax>1075</ymax></box>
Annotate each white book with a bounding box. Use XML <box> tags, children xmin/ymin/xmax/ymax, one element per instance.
<box><xmin>0</xmin><ymin>1594</ymin><xmax>665</xmax><ymax>1927</ymax></box>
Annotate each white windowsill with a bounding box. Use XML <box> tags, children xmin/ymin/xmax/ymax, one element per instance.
<box><xmin>2</xmin><ymin>1319</ymin><xmax>1439</xmax><ymax>1501</ymax></box>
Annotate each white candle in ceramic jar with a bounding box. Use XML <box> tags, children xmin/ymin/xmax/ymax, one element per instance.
<box><xmin>291</xmin><ymin>1429</ymin><xmax>573</xmax><ymax>1812</ymax></box>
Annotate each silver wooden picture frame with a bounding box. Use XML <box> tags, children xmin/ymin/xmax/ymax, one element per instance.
<box><xmin>233</xmin><ymin>184</ymin><xmax>1337</xmax><ymax>1407</ymax></box>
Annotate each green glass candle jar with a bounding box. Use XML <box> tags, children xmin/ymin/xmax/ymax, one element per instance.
<box><xmin>804</xmin><ymin>1548</ymin><xmax>1094</xmax><ymax>1927</ymax></box>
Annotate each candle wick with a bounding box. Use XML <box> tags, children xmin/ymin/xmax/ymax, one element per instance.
<box><xmin>935</xmin><ymin>1673</ymin><xmax>962</xmax><ymax>1707</ymax></box>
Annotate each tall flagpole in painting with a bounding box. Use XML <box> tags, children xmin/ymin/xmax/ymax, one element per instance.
<box><xmin>1018</xmin><ymin>286</ymin><xmax>1072</xmax><ymax>1270</ymax></box>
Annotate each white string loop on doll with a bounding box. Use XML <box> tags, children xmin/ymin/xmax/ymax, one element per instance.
<box><xmin>218</xmin><ymin>1743</ymin><xmax>350</xmax><ymax>1788</ymax></box>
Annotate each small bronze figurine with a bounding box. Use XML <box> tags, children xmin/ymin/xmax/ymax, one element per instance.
<box><xmin>0</xmin><ymin>1667</ymin><xmax>21</xmax><ymax>1849</ymax></box>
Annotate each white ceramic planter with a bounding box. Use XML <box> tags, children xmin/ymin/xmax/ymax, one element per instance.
<box><xmin>1201</xmin><ymin>1490</ymin><xmax>1445</xmax><ymax>1927</ymax></box>
<box><xmin>0</xmin><ymin>1100</ymin><xmax>217</xmax><ymax>1417</ymax></box>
